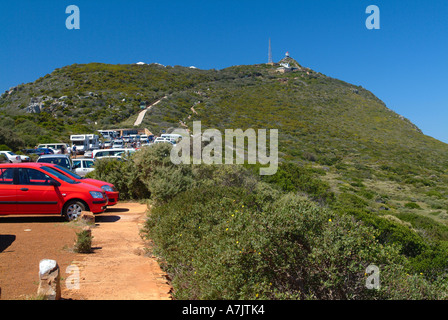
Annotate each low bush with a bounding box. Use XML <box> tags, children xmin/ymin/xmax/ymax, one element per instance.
<box><xmin>331</xmin><ymin>198</ymin><xmax>426</xmax><ymax>258</ymax></box>
<box><xmin>404</xmin><ymin>202</ymin><xmax>421</xmax><ymax>209</ymax></box>
<box><xmin>261</xmin><ymin>162</ymin><xmax>335</xmax><ymax>205</ymax></box>
<box><xmin>88</xmin><ymin>145</ymin><xmax>448</xmax><ymax>299</ymax></box>
<box><xmin>143</xmin><ymin>161</ymin><xmax>448</xmax><ymax>299</ymax></box>
<box><xmin>74</xmin><ymin>228</ymin><xmax>93</xmax><ymax>253</ymax></box>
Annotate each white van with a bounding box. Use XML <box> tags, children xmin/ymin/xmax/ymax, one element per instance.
<box><xmin>93</xmin><ymin>148</ymin><xmax>136</xmax><ymax>160</ymax></box>
<box><xmin>37</xmin><ymin>143</ymin><xmax>70</xmax><ymax>154</ymax></box>
<box><xmin>70</xmin><ymin>135</ymin><xmax>89</xmax><ymax>154</ymax></box>
<box><xmin>98</xmin><ymin>130</ymin><xmax>117</xmax><ymax>140</ymax></box>
<box><xmin>161</xmin><ymin>133</ymin><xmax>182</xmax><ymax>143</ymax></box>
<box><xmin>86</xmin><ymin>134</ymin><xmax>100</xmax><ymax>150</ymax></box>
<box><xmin>112</xmin><ymin>140</ymin><xmax>124</xmax><ymax>148</ymax></box>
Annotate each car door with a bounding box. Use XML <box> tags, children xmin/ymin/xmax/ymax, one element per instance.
<box><xmin>0</xmin><ymin>167</ymin><xmax>17</xmax><ymax>214</ymax></box>
<box><xmin>73</xmin><ymin>159</ymin><xmax>82</xmax><ymax>175</ymax></box>
<box><xmin>82</xmin><ymin>160</ymin><xmax>95</xmax><ymax>175</ymax></box>
<box><xmin>16</xmin><ymin>168</ymin><xmax>62</xmax><ymax>214</ymax></box>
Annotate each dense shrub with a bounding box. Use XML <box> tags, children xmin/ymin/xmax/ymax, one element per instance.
<box><xmin>261</xmin><ymin>162</ymin><xmax>335</xmax><ymax>205</ymax></box>
<box><xmin>87</xmin><ymin>144</ymin><xmax>448</xmax><ymax>299</ymax></box>
<box><xmin>133</xmin><ymin>143</ymin><xmax>194</xmax><ymax>203</ymax></box>
<box><xmin>144</xmin><ymin>170</ymin><xmax>448</xmax><ymax>300</ymax></box>
<box><xmin>404</xmin><ymin>202</ymin><xmax>421</xmax><ymax>209</ymax></box>
<box><xmin>331</xmin><ymin>195</ymin><xmax>427</xmax><ymax>258</ymax></box>
<box><xmin>86</xmin><ymin>156</ymin><xmax>149</xmax><ymax>200</ymax></box>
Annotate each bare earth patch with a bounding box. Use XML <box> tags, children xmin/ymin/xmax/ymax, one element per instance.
<box><xmin>0</xmin><ymin>202</ymin><xmax>172</xmax><ymax>300</ymax></box>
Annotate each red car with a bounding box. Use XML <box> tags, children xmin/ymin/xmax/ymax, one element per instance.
<box><xmin>0</xmin><ymin>163</ymin><xmax>107</xmax><ymax>221</ymax></box>
<box><xmin>42</xmin><ymin>163</ymin><xmax>119</xmax><ymax>206</ymax></box>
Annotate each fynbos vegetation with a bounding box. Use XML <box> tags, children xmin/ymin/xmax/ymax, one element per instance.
<box><xmin>3</xmin><ymin>60</ymin><xmax>448</xmax><ymax>299</ymax></box>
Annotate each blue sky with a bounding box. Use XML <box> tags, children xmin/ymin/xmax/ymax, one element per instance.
<box><xmin>1</xmin><ymin>0</ymin><xmax>447</xmax><ymax>142</ymax></box>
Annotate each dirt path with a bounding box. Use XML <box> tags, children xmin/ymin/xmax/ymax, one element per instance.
<box><xmin>64</xmin><ymin>202</ymin><xmax>172</xmax><ymax>300</ymax></box>
<box><xmin>0</xmin><ymin>202</ymin><xmax>172</xmax><ymax>300</ymax></box>
<box><xmin>133</xmin><ymin>96</ymin><xmax>167</xmax><ymax>126</ymax></box>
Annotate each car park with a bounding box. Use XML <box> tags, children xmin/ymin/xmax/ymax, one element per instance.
<box><xmin>42</xmin><ymin>163</ymin><xmax>119</xmax><ymax>207</ymax></box>
<box><xmin>36</xmin><ymin>154</ymin><xmax>73</xmax><ymax>171</ymax></box>
<box><xmin>0</xmin><ymin>163</ymin><xmax>107</xmax><ymax>221</ymax></box>
<box><xmin>0</xmin><ymin>151</ymin><xmax>22</xmax><ymax>163</ymax></box>
<box><xmin>72</xmin><ymin>158</ymin><xmax>96</xmax><ymax>176</ymax></box>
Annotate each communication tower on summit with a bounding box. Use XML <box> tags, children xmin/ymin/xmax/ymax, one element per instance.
<box><xmin>268</xmin><ymin>38</ymin><xmax>273</xmax><ymax>64</ymax></box>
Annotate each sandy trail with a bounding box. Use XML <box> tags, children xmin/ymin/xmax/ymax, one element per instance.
<box><xmin>63</xmin><ymin>202</ymin><xmax>172</xmax><ymax>300</ymax></box>
<box><xmin>133</xmin><ymin>96</ymin><xmax>167</xmax><ymax>126</ymax></box>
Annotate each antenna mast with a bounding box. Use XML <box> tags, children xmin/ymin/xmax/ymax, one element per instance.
<box><xmin>268</xmin><ymin>38</ymin><xmax>273</xmax><ymax>64</ymax></box>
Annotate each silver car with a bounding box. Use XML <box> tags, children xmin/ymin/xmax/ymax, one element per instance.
<box><xmin>36</xmin><ymin>154</ymin><xmax>73</xmax><ymax>171</ymax></box>
<box><xmin>0</xmin><ymin>151</ymin><xmax>23</xmax><ymax>163</ymax></box>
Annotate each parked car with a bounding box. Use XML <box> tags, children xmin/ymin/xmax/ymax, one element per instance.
<box><xmin>36</xmin><ymin>154</ymin><xmax>73</xmax><ymax>171</ymax></box>
<box><xmin>153</xmin><ymin>137</ymin><xmax>171</xmax><ymax>144</ymax></box>
<box><xmin>103</xmin><ymin>140</ymin><xmax>113</xmax><ymax>148</ymax></box>
<box><xmin>17</xmin><ymin>154</ymin><xmax>31</xmax><ymax>162</ymax></box>
<box><xmin>72</xmin><ymin>158</ymin><xmax>96</xmax><ymax>177</ymax></box>
<box><xmin>0</xmin><ymin>151</ymin><xmax>22</xmax><ymax>163</ymax></box>
<box><xmin>139</xmin><ymin>135</ymin><xmax>149</xmax><ymax>142</ymax></box>
<box><xmin>93</xmin><ymin>148</ymin><xmax>135</xmax><ymax>160</ymax></box>
<box><xmin>22</xmin><ymin>148</ymin><xmax>54</xmax><ymax>156</ymax></box>
<box><xmin>112</xmin><ymin>140</ymin><xmax>124</xmax><ymax>148</ymax></box>
<box><xmin>0</xmin><ymin>163</ymin><xmax>107</xmax><ymax>220</ymax></box>
<box><xmin>37</xmin><ymin>143</ymin><xmax>70</xmax><ymax>154</ymax></box>
<box><xmin>83</xmin><ymin>150</ymin><xmax>94</xmax><ymax>158</ymax></box>
<box><xmin>42</xmin><ymin>163</ymin><xmax>119</xmax><ymax>206</ymax></box>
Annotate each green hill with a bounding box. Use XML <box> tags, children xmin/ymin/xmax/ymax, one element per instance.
<box><xmin>2</xmin><ymin>59</ymin><xmax>448</xmax><ymax>263</ymax></box>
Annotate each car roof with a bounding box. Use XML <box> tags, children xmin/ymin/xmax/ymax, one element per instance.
<box><xmin>0</xmin><ymin>162</ymin><xmax>46</xmax><ymax>168</ymax></box>
<box><xmin>38</xmin><ymin>154</ymin><xmax>70</xmax><ymax>158</ymax></box>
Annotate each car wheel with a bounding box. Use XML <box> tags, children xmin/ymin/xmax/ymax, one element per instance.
<box><xmin>63</xmin><ymin>200</ymin><xmax>86</xmax><ymax>221</ymax></box>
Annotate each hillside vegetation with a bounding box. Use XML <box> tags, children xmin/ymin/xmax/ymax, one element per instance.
<box><xmin>2</xmin><ymin>60</ymin><xmax>448</xmax><ymax>298</ymax></box>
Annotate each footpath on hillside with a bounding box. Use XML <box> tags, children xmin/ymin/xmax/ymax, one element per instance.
<box><xmin>133</xmin><ymin>96</ymin><xmax>167</xmax><ymax>126</ymax></box>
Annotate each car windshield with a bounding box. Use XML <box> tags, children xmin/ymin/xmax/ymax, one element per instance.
<box><xmin>38</xmin><ymin>157</ymin><xmax>71</xmax><ymax>169</ymax></box>
<box><xmin>41</xmin><ymin>166</ymin><xmax>78</xmax><ymax>184</ymax></box>
<box><xmin>50</xmin><ymin>164</ymin><xmax>83</xmax><ymax>180</ymax></box>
